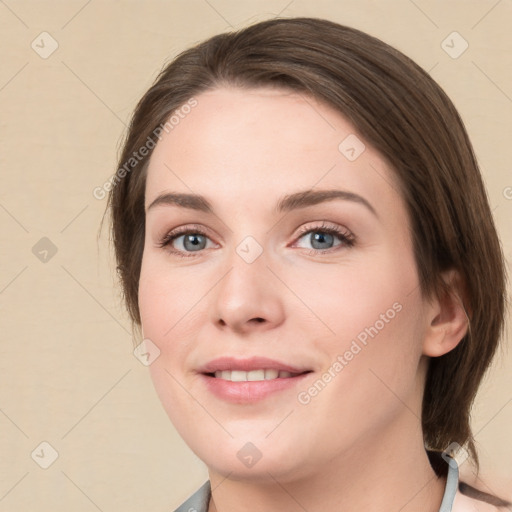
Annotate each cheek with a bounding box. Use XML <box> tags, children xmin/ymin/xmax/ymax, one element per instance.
<box><xmin>290</xmin><ymin>276</ymin><xmax>426</xmax><ymax>453</ymax></box>
<box><xmin>138</xmin><ymin>259</ymin><xmax>205</xmax><ymax>434</ymax></box>
<box><xmin>285</xmin><ymin>248</ymin><xmax>421</xmax><ymax>346</ymax></box>
<box><xmin>138</xmin><ymin>253</ymin><xmax>217</xmax><ymax>397</ymax></box>
<box><xmin>138</xmin><ymin>257</ymin><xmax>189</xmax><ymax>399</ymax></box>
<box><xmin>138</xmin><ymin>253</ymin><xmax>205</xmax><ymax>342</ymax></box>
<box><xmin>288</xmin><ymin>249</ymin><xmax>426</xmax><ymax>400</ymax></box>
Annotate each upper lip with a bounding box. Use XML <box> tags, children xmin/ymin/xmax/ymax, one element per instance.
<box><xmin>198</xmin><ymin>357</ymin><xmax>311</xmax><ymax>374</ymax></box>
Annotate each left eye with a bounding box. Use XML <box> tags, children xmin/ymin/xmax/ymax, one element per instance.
<box><xmin>294</xmin><ymin>226</ymin><xmax>354</xmax><ymax>251</ymax></box>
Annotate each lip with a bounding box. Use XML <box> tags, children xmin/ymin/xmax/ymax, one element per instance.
<box><xmin>198</xmin><ymin>356</ymin><xmax>309</xmax><ymax>374</ymax></box>
<box><xmin>197</xmin><ymin>357</ymin><xmax>313</xmax><ymax>404</ymax></box>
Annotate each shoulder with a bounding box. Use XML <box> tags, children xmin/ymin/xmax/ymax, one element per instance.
<box><xmin>452</xmin><ymin>481</ymin><xmax>511</xmax><ymax>512</ymax></box>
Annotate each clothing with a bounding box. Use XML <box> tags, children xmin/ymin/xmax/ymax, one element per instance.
<box><xmin>174</xmin><ymin>480</ymin><xmax>211</xmax><ymax>512</ymax></box>
<box><xmin>173</xmin><ymin>456</ymin><xmax>459</xmax><ymax>512</ymax></box>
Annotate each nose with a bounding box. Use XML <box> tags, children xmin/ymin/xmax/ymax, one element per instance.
<box><xmin>211</xmin><ymin>249</ymin><xmax>285</xmax><ymax>334</ymax></box>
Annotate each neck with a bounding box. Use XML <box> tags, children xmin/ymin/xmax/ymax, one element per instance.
<box><xmin>207</xmin><ymin>413</ymin><xmax>446</xmax><ymax>512</ymax></box>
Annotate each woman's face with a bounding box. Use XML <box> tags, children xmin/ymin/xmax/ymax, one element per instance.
<box><xmin>139</xmin><ymin>86</ymin><xmax>435</xmax><ymax>481</ymax></box>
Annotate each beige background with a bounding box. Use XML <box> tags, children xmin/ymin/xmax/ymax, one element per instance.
<box><xmin>0</xmin><ymin>1</ymin><xmax>511</xmax><ymax>510</ymax></box>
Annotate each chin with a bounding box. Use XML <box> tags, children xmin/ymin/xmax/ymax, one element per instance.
<box><xmin>191</xmin><ymin>434</ymin><xmax>318</xmax><ymax>483</ymax></box>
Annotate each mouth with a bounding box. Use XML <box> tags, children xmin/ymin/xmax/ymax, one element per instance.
<box><xmin>198</xmin><ymin>357</ymin><xmax>313</xmax><ymax>403</ymax></box>
<box><xmin>207</xmin><ymin>369</ymin><xmax>309</xmax><ymax>381</ymax></box>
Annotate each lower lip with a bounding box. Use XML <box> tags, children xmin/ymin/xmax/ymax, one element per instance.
<box><xmin>200</xmin><ymin>373</ymin><xmax>311</xmax><ymax>403</ymax></box>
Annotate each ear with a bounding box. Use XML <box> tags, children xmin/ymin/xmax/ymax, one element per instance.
<box><xmin>422</xmin><ymin>269</ymin><xmax>469</xmax><ymax>357</ymax></box>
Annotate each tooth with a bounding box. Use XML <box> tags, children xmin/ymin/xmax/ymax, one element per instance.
<box><xmin>214</xmin><ymin>369</ymin><xmax>296</xmax><ymax>381</ymax></box>
<box><xmin>264</xmin><ymin>369</ymin><xmax>279</xmax><ymax>380</ymax></box>
<box><xmin>230</xmin><ymin>370</ymin><xmax>248</xmax><ymax>382</ymax></box>
<box><xmin>247</xmin><ymin>370</ymin><xmax>265</xmax><ymax>381</ymax></box>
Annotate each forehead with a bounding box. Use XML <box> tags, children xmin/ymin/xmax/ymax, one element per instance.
<box><xmin>150</xmin><ymin>86</ymin><xmax>358</xmax><ymax>163</ymax></box>
<box><xmin>144</xmin><ymin>86</ymin><xmax>403</xmax><ymax>215</ymax></box>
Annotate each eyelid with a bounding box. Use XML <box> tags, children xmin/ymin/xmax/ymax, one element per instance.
<box><xmin>293</xmin><ymin>220</ymin><xmax>352</xmax><ymax>238</ymax></box>
<box><xmin>157</xmin><ymin>220</ymin><xmax>355</xmax><ymax>257</ymax></box>
<box><xmin>290</xmin><ymin>221</ymin><xmax>355</xmax><ymax>250</ymax></box>
<box><xmin>156</xmin><ymin>224</ymin><xmax>217</xmax><ymax>250</ymax></box>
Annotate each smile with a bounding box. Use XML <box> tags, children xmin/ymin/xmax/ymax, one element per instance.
<box><xmin>212</xmin><ymin>369</ymin><xmax>302</xmax><ymax>381</ymax></box>
<box><xmin>198</xmin><ymin>357</ymin><xmax>313</xmax><ymax>403</ymax></box>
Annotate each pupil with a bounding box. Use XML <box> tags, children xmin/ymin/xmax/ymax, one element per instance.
<box><xmin>184</xmin><ymin>234</ymin><xmax>205</xmax><ymax>251</ymax></box>
<box><xmin>312</xmin><ymin>232</ymin><xmax>333</xmax><ymax>249</ymax></box>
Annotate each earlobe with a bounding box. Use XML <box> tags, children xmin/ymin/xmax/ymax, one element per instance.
<box><xmin>422</xmin><ymin>269</ymin><xmax>470</xmax><ymax>358</ymax></box>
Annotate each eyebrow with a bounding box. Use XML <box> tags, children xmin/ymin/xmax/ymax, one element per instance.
<box><xmin>146</xmin><ymin>189</ymin><xmax>377</xmax><ymax>217</ymax></box>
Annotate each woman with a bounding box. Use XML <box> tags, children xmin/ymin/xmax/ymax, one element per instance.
<box><xmin>106</xmin><ymin>17</ymin><xmax>510</xmax><ymax>511</ymax></box>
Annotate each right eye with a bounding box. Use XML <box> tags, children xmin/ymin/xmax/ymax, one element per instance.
<box><xmin>157</xmin><ymin>226</ymin><xmax>217</xmax><ymax>257</ymax></box>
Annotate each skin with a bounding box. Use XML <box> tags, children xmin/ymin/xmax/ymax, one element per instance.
<box><xmin>138</xmin><ymin>86</ymin><xmax>469</xmax><ymax>512</ymax></box>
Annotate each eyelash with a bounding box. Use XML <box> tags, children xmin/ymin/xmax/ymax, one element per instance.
<box><xmin>156</xmin><ymin>221</ymin><xmax>355</xmax><ymax>258</ymax></box>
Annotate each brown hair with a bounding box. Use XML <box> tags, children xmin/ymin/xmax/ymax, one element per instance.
<box><xmin>105</xmin><ymin>17</ymin><xmax>507</xmax><ymax>484</ymax></box>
